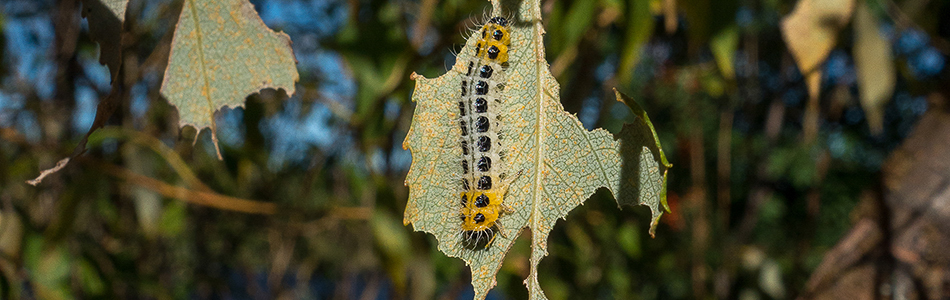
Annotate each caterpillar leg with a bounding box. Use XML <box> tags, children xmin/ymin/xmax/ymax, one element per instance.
<box><xmin>495</xmin><ymin>220</ymin><xmax>509</xmax><ymax>239</ymax></box>
<box><xmin>487</xmin><ymin>230</ymin><xmax>498</xmax><ymax>245</ymax></box>
<box><xmin>500</xmin><ymin>169</ymin><xmax>524</xmax><ymax>191</ymax></box>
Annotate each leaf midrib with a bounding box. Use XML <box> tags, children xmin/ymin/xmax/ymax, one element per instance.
<box><xmin>529</xmin><ymin>4</ymin><xmax>546</xmax><ymax>245</ymax></box>
<box><xmin>187</xmin><ymin>0</ymin><xmax>215</xmax><ymax>128</ymax></box>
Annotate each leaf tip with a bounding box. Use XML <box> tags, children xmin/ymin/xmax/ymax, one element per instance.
<box><xmin>648</xmin><ymin>215</ymin><xmax>660</xmax><ymax>238</ymax></box>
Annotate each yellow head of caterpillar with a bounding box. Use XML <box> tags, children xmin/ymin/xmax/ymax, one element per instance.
<box><xmin>474</xmin><ymin>17</ymin><xmax>511</xmax><ymax>64</ymax></box>
<box><xmin>457</xmin><ymin>170</ymin><xmax>522</xmax><ymax>248</ymax></box>
<box><xmin>460</xmin><ymin>190</ymin><xmax>503</xmax><ymax>232</ymax></box>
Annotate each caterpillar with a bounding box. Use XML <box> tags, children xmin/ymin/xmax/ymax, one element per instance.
<box><xmin>457</xmin><ymin>16</ymin><xmax>519</xmax><ymax>248</ymax></box>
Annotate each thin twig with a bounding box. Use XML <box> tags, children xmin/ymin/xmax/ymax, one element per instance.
<box><xmin>89</xmin><ymin>126</ymin><xmax>214</xmax><ymax>192</ymax></box>
<box><xmin>94</xmin><ymin>160</ymin><xmax>277</xmax><ymax>214</ymax></box>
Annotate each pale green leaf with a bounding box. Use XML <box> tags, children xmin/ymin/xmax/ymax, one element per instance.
<box><xmin>614</xmin><ymin>90</ymin><xmax>672</xmax><ymax>219</ymax></box>
<box><xmin>160</xmin><ymin>0</ymin><xmax>299</xmax><ymax>155</ymax></box>
<box><xmin>402</xmin><ymin>0</ymin><xmax>668</xmax><ymax>299</ymax></box>
<box><xmin>124</xmin><ymin>147</ymin><xmax>162</xmax><ymax>238</ymax></box>
<box><xmin>853</xmin><ymin>2</ymin><xmax>895</xmax><ymax>134</ymax></box>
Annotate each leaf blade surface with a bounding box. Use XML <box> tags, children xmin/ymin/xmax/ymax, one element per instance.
<box><xmin>160</xmin><ymin>0</ymin><xmax>298</xmax><ymax>151</ymax></box>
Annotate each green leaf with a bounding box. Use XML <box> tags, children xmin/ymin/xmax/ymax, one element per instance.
<box><xmin>160</xmin><ymin>0</ymin><xmax>299</xmax><ymax>156</ymax></box>
<box><xmin>401</xmin><ymin>0</ymin><xmax>668</xmax><ymax>298</ymax></box>
<box><xmin>159</xmin><ymin>201</ymin><xmax>187</xmax><ymax>238</ymax></box>
<box><xmin>614</xmin><ymin>90</ymin><xmax>672</xmax><ymax>218</ymax></box>
<box><xmin>617</xmin><ymin>0</ymin><xmax>654</xmax><ymax>83</ymax></box>
<box><xmin>617</xmin><ymin>221</ymin><xmax>642</xmax><ymax>259</ymax></box>
<box><xmin>24</xmin><ymin>235</ymin><xmax>73</xmax><ymax>300</ymax></box>
<box><xmin>711</xmin><ymin>26</ymin><xmax>739</xmax><ymax>81</ymax></box>
<box><xmin>371</xmin><ymin>210</ymin><xmax>412</xmax><ymax>290</ymax></box>
<box><xmin>77</xmin><ymin>259</ymin><xmax>106</xmax><ymax>296</ymax></box>
<box><xmin>853</xmin><ymin>2</ymin><xmax>894</xmax><ymax>134</ymax></box>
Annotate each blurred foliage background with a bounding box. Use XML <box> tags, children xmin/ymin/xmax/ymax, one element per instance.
<box><xmin>1</xmin><ymin>0</ymin><xmax>948</xmax><ymax>299</ymax></box>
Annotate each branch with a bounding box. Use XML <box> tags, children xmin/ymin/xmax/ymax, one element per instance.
<box><xmin>95</xmin><ymin>160</ymin><xmax>277</xmax><ymax>215</ymax></box>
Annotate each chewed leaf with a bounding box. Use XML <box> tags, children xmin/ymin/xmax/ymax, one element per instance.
<box><xmin>160</xmin><ymin>0</ymin><xmax>299</xmax><ymax>156</ymax></box>
<box><xmin>27</xmin><ymin>1</ymin><xmax>129</xmax><ymax>186</ymax></box>
<box><xmin>80</xmin><ymin>0</ymin><xmax>128</xmax><ymax>81</ymax></box>
<box><xmin>615</xmin><ymin>89</ymin><xmax>671</xmax><ymax>235</ymax></box>
<box><xmin>401</xmin><ymin>0</ymin><xmax>668</xmax><ymax>299</ymax></box>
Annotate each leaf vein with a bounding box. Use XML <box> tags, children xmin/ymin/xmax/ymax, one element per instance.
<box><xmin>187</xmin><ymin>0</ymin><xmax>215</xmax><ymax>129</ymax></box>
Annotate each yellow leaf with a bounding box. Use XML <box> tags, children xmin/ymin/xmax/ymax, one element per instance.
<box><xmin>781</xmin><ymin>0</ymin><xmax>854</xmax><ymax>89</ymax></box>
<box><xmin>781</xmin><ymin>0</ymin><xmax>854</xmax><ymax>141</ymax></box>
<box><xmin>853</xmin><ymin>3</ymin><xmax>895</xmax><ymax>134</ymax></box>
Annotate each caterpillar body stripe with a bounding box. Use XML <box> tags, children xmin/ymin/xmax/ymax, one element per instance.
<box><xmin>457</xmin><ymin>16</ymin><xmax>517</xmax><ymax>248</ymax></box>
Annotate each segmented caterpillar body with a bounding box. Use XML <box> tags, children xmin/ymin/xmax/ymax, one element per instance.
<box><xmin>457</xmin><ymin>16</ymin><xmax>517</xmax><ymax>248</ymax></box>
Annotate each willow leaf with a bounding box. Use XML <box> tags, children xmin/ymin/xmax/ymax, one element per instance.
<box><xmin>402</xmin><ymin>0</ymin><xmax>668</xmax><ymax>299</ymax></box>
<box><xmin>852</xmin><ymin>2</ymin><xmax>894</xmax><ymax>134</ymax></box>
